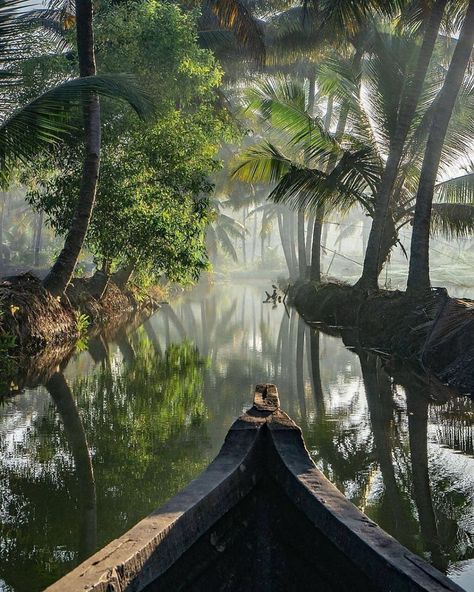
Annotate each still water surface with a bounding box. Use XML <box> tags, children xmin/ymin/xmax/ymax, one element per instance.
<box><xmin>1</xmin><ymin>281</ymin><xmax>474</xmax><ymax>591</ymax></box>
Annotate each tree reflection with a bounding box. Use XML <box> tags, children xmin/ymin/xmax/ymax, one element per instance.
<box><xmin>0</xmin><ymin>335</ymin><xmax>210</xmax><ymax>591</ymax></box>
<box><xmin>2</xmin><ymin>283</ymin><xmax>474</xmax><ymax>591</ymax></box>
<box><xmin>45</xmin><ymin>372</ymin><xmax>97</xmax><ymax>561</ymax></box>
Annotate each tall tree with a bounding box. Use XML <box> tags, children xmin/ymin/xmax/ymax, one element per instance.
<box><xmin>407</xmin><ymin>0</ymin><xmax>474</xmax><ymax>295</ymax></box>
<box><xmin>43</xmin><ymin>0</ymin><xmax>101</xmax><ymax>296</ymax></box>
<box><xmin>355</xmin><ymin>0</ymin><xmax>448</xmax><ymax>289</ymax></box>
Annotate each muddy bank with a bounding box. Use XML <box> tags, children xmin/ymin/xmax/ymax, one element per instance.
<box><xmin>0</xmin><ymin>273</ymin><xmax>163</xmax><ymax>353</ymax></box>
<box><xmin>292</xmin><ymin>281</ymin><xmax>474</xmax><ymax>394</ymax></box>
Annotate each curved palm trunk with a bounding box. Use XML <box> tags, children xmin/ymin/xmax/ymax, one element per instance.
<box><xmin>277</xmin><ymin>212</ymin><xmax>292</xmax><ymax>277</ymax></box>
<box><xmin>407</xmin><ymin>0</ymin><xmax>474</xmax><ymax>295</ymax></box>
<box><xmin>43</xmin><ymin>0</ymin><xmax>100</xmax><ymax>296</ymax></box>
<box><xmin>310</xmin><ymin>206</ymin><xmax>324</xmax><ymax>282</ymax></box>
<box><xmin>356</xmin><ymin>0</ymin><xmax>448</xmax><ymax>290</ymax></box>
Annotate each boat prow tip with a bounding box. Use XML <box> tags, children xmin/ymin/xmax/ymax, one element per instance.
<box><xmin>254</xmin><ymin>383</ymin><xmax>280</xmax><ymax>412</ymax></box>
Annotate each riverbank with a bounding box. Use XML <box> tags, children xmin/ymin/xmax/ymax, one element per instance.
<box><xmin>292</xmin><ymin>281</ymin><xmax>474</xmax><ymax>394</ymax></box>
<box><xmin>0</xmin><ymin>273</ymin><xmax>164</xmax><ymax>391</ymax></box>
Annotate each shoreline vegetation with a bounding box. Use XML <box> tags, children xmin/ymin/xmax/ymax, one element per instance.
<box><xmin>292</xmin><ymin>281</ymin><xmax>474</xmax><ymax>395</ymax></box>
<box><xmin>0</xmin><ymin>272</ymin><xmax>164</xmax><ymax>396</ymax></box>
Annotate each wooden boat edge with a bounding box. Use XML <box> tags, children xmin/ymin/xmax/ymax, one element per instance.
<box><xmin>45</xmin><ymin>384</ymin><xmax>464</xmax><ymax>592</ymax></box>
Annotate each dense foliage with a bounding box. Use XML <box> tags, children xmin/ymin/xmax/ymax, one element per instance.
<box><xmin>27</xmin><ymin>0</ymin><xmax>233</xmax><ymax>283</ymax></box>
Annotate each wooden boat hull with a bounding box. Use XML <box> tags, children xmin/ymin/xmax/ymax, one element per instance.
<box><xmin>46</xmin><ymin>385</ymin><xmax>464</xmax><ymax>592</ymax></box>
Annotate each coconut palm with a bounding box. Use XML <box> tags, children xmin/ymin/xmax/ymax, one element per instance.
<box><xmin>0</xmin><ymin>0</ymin><xmax>151</xmax><ymax>178</ymax></box>
<box><xmin>356</xmin><ymin>0</ymin><xmax>457</xmax><ymax>289</ymax></box>
<box><xmin>279</xmin><ymin>0</ymin><xmax>468</xmax><ymax>290</ymax></box>
<box><xmin>44</xmin><ymin>0</ymin><xmax>114</xmax><ymax>295</ymax></box>
<box><xmin>407</xmin><ymin>0</ymin><xmax>474</xmax><ymax>295</ymax></box>
<box><xmin>0</xmin><ymin>0</ymin><xmax>152</xmax><ymax>296</ymax></box>
<box><xmin>232</xmin><ymin>60</ymin><xmax>474</xmax><ymax>282</ymax></box>
<box><xmin>206</xmin><ymin>197</ymin><xmax>247</xmax><ymax>263</ymax></box>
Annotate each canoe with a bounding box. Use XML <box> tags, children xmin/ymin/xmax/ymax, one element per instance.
<box><xmin>47</xmin><ymin>384</ymin><xmax>464</xmax><ymax>592</ymax></box>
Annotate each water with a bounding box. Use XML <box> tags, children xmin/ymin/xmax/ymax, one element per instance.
<box><xmin>1</xmin><ymin>280</ymin><xmax>474</xmax><ymax>591</ymax></box>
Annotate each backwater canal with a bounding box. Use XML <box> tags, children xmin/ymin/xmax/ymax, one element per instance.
<box><xmin>1</xmin><ymin>280</ymin><xmax>474</xmax><ymax>591</ymax></box>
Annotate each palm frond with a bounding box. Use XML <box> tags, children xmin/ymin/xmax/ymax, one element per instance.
<box><xmin>0</xmin><ymin>74</ymin><xmax>154</xmax><ymax>166</ymax></box>
<box><xmin>244</xmin><ymin>75</ymin><xmax>313</xmax><ymax>138</ymax></box>
<box><xmin>303</xmin><ymin>0</ymin><xmax>402</xmax><ymax>38</ymax></box>
<box><xmin>431</xmin><ymin>203</ymin><xmax>474</xmax><ymax>238</ymax></box>
<box><xmin>265</xmin><ymin>6</ymin><xmax>329</xmax><ymax>65</ymax></box>
<box><xmin>231</xmin><ymin>142</ymin><xmax>293</xmax><ymax>184</ymax></box>
<box><xmin>268</xmin><ymin>146</ymin><xmax>377</xmax><ymax>215</ymax></box>
<box><xmin>206</xmin><ymin>0</ymin><xmax>265</xmax><ymax>62</ymax></box>
<box><xmin>0</xmin><ymin>0</ymin><xmax>37</xmax><ymax>64</ymax></box>
<box><xmin>435</xmin><ymin>172</ymin><xmax>474</xmax><ymax>204</ymax></box>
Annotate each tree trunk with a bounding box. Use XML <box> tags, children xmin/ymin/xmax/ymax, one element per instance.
<box><xmin>277</xmin><ymin>211</ymin><xmax>293</xmax><ymax>277</ymax></box>
<box><xmin>360</xmin><ymin>213</ymin><xmax>398</xmax><ymax>282</ymax></box>
<box><xmin>356</xmin><ymin>0</ymin><xmax>448</xmax><ymax>290</ymax></box>
<box><xmin>297</xmin><ymin>210</ymin><xmax>306</xmax><ymax>277</ymax></box>
<box><xmin>407</xmin><ymin>0</ymin><xmax>474</xmax><ymax>295</ymax></box>
<box><xmin>112</xmin><ymin>259</ymin><xmax>136</xmax><ymax>289</ymax></box>
<box><xmin>310</xmin><ymin>94</ymin><xmax>344</xmax><ymax>283</ymax></box>
<box><xmin>34</xmin><ymin>209</ymin><xmax>43</xmax><ymax>267</ymax></box>
<box><xmin>289</xmin><ymin>211</ymin><xmax>298</xmax><ymax>275</ymax></box>
<box><xmin>310</xmin><ymin>206</ymin><xmax>324</xmax><ymax>282</ymax></box>
<box><xmin>241</xmin><ymin>207</ymin><xmax>247</xmax><ymax>264</ymax></box>
<box><xmin>43</xmin><ymin>0</ymin><xmax>100</xmax><ymax>296</ymax></box>
<box><xmin>252</xmin><ymin>211</ymin><xmax>257</xmax><ymax>263</ymax></box>
<box><xmin>305</xmin><ymin>214</ymin><xmax>314</xmax><ymax>266</ymax></box>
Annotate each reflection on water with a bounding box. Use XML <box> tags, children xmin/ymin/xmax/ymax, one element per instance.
<box><xmin>1</xmin><ymin>281</ymin><xmax>474</xmax><ymax>591</ymax></box>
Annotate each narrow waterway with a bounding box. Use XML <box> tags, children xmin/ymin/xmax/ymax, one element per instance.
<box><xmin>1</xmin><ymin>280</ymin><xmax>474</xmax><ymax>591</ymax></box>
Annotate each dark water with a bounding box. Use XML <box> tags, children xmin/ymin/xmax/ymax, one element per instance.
<box><xmin>1</xmin><ymin>280</ymin><xmax>474</xmax><ymax>591</ymax></box>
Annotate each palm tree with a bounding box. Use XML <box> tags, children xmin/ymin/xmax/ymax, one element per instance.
<box><xmin>407</xmin><ymin>0</ymin><xmax>474</xmax><ymax>295</ymax></box>
<box><xmin>233</xmin><ymin>63</ymin><xmax>474</xmax><ymax>282</ymax></box>
<box><xmin>0</xmin><ymin>0</ymin><xmax>152</xmax><ymax>294</ymax></box>
<box><xmin>232</xmin><ymin>74</ymin><xmax>380</xmax><ymax>277</ymax></box>
<box><xmin>43</xmin><ymin>0</ymin><xmax>107</xmax><ymax>295</ymax></box>
<box><xmin>355</xmin><ymin>0</ymin><xmax>459</xmax><ymax>289</ymax></box>
<box><xmin>206</xmin><ymin>197</ymin><xmax>247</xmax><ymax>263</ymax></box>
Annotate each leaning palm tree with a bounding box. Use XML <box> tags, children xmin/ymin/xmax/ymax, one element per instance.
<box><xmin>0</xmin><ymin>0</ymin><xmax>152</xmax><ymax>293</ymax></box>
<box><xmin>355</xmin><ymin>0</ymin><xmax>461</xmax><ymax>290</ymax></box>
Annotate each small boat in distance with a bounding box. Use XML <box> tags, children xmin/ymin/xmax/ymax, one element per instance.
<box><xmin>47</xmin><ymin>384</ymin><xmax>464</xmax><ymax>592</ymax></box>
